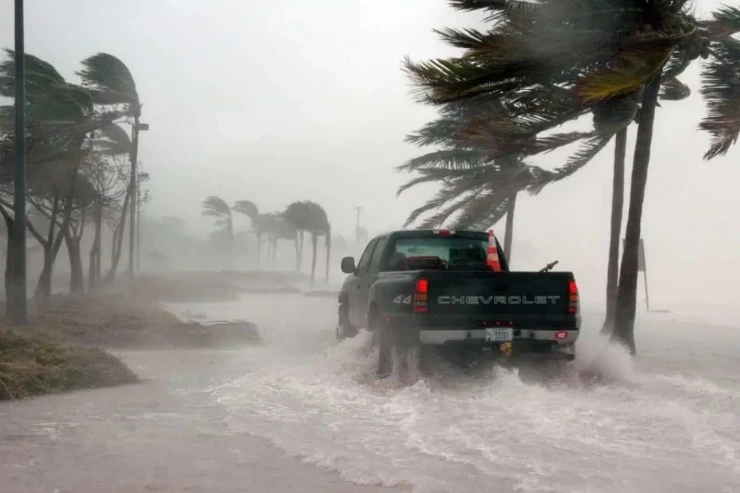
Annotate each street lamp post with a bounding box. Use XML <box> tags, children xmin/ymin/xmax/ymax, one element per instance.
<box><xmin>128</xmin><ymin>121</ymin><xmax>148</xmax><ymax>279</ymax></box>
<box><xmin>136</xmin><ymin>171</ymin><xmax>150</xmax><ymax>272</ymax></box>
<box><xmin>354</xmin><ymin>206</ymin><xmax>362</xmax><ymax>245</ymax></box>
<box><xmin>11</xmin><ymin>0</ymin><xmax>27</xmax><ymax>325</ymax></box>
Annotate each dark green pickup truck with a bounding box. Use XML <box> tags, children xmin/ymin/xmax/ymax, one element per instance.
<box><xmin>336</xmin><ymin>229</ymin><xmax>580</xmax><ymax>377</ymax></box>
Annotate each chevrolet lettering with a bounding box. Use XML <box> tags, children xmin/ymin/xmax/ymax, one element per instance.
<box><xmin>336</xmin><ymin>229</ymin><xmax>581</xmax><ymax>379</ymax></box>
<box><xmin>437</xmin><ymin>295</ymin><xmax>561</xmax><ymax>305</ymax></box>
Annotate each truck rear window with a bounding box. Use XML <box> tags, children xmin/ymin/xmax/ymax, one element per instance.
<box><xmin>385</xmin><ymin>236</ymin><xmax>491</xmax><ymax>271</ymax></box>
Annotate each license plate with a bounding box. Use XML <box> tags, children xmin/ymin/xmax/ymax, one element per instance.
<box><xmin>485</xmin><ymin>328</ymin><xmax>513</xmax><ymax>342</ymax></box>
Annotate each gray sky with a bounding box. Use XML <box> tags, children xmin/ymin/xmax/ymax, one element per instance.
<box><xmin>1</xmin><ymin>0</ymin><xmax>739</xmax><ymax>307</ymax></box>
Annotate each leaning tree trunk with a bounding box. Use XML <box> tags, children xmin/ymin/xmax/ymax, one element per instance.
<box><xmin>0</xmin><ymin>204</ymin><xmax>16</xmax><ymax>317</ymax></box>
<box><xmin>89</xmin><ymin>200</ymin><xmax>103</xmax><ymax>289</ymax></box>
<box><xmin>33</xmin><ymin>194</ymin><xmax>74</xmax><ymax>307</ymax></box>
<box><xmin>65</xmin><ymin>233</ymin><xmax>84</xmax><ymax>294</ymax></box>
<box><xmin>310</xmin><ymin>232</ymin><xmax>318</xmax><ymax>286</ymax></box>
<box><xmin>297</xmin><ymin>231</ymin><xmax>305</xmax><ymax>272</ymax></box>
<box><xmin>104</xmin><ymin>186</ymin><xmax>131</xmax><ymax>282</ymax></box>
<box><xmin>324</xmin><ymin>234</ymin><xmax>331</xmax><ymax>285</ymax></box>
<box><xmin>293</xmin><ymin>232</ymin><xmax>300</xmax><ymax>271</ymax></box>
<box><xmin>602</xmin><ymin>128</ymin><xmax>627</xmax><ymax>335</ymax></box>
<box><xmin>613</xmin><ymin>76</ymin><xmax>661</xmax><ymax>355</ymax></box>
<box><xmin>256</xmin><ymin>232</ymin><xmax>262</xmax><ymax>270</ymax></box>
<box><xmin>503</xmin><ymin>193</ymin><xmax>517</xmax><ymax>262</ymax></box>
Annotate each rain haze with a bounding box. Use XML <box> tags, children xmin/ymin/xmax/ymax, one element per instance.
<box><xmin>0</xmin><ymin>1</ymin><xmax>739</xmax><ymax>493</ymax></box>
<box><xmin>0</xmin><ymin>0</ymin><xmax>737</xmax><ymax>306</ymax></box>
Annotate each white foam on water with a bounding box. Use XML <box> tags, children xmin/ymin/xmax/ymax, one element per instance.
<box><xmin>187</xmin><ymin>294</ymin><xmax>740</xmax><ymax>493</ymax></box>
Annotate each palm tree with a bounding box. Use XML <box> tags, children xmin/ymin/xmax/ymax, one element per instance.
<box><xmin>77</xmin><ymin>53</ymin><xmax>142</xmax><ymax>278</ymax></box>
<box><xmin>402</xmin><ymin>0</ymin><xmax>739</xmax><ymax>353</ymax></box>
<box><xmin>283</xmin><ymin>201</ymin><xmax>331</xmax><ymax>285</ymax></box>
<box><xmin>202</xmin><ymin>196</ymin><xmax>234</xmax><ymax>251</ymax></box>
<box><xmin>232</xmin><ymin>200</ymin><xmax>261</xmax><ymax>266</ymax></box>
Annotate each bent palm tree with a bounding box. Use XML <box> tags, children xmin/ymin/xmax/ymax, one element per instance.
<box><xmin>402</xmin><ymin>0</ymin><xmax>738</xmax><ymax>353</ymax></box>
<box><xmin>233</xmin><ymin>200</ymin><xmax>262</xmax><ymax>266</ymax></box>
<box><xmin>283</xmin><ymin>201</ymin><xmax>331</xmax><ymax>285</ymax></box>
<box><xmin>78</xmin><ymin>53</ymin><xmax>142</xmax><ymax>278</ymax></box>
<box><xmin>202</xmin><ymin>196</ymin><xmax>234</xmax><ymax>250</ymax></box>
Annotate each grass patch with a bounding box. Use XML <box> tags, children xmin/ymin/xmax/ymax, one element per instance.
<box><xmin>0</xmin><ymin>294</ymin><xmax>262</xmax><ymax>350</ymax></box>
<box><xmin>0</xmin><ymin>331</ymin><xmax>138</xmax><ymax>401</ymax></box>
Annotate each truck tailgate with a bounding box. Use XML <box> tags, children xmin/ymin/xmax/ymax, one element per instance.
<box><xmin>419</xmin><ymin>270</ymin><xmax>575</xmax><ymax>328</ymax></box>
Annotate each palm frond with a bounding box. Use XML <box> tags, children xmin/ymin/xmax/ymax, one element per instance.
<box><xmin>77</xmin><ymin>53</ymin><xmax>140</xmax><ymax>108</ymax></box>
<box><xmin>702</xmin><ymin>5</ymin><xmax>740</xmax><ymax>39</ymax></box>
<box><xmin>577</xmin><ymin>35</ymin><xmax>679</xmax><ymax>104</ymax></box>
<box><xmin>92</xmin><ymin>123</ymin><xmax>132</xmax><ymax>156</ymax></box>
<box><xmin>201</xmin><ymin>195</ymin><xmax>231</xmax><ymax>217</ymax></box>
<box><xmin>450</xmin><ymin>189</ymin><xmax>511</xmax><ymax>230</ymax></box>
<box><xmin>414</xmin><ymin>191</ymin><xmax>480</xmax><ymax>229</ymax></box>
<box><xmin>659</xmin><ymin>76</ymin><xmax>691</xmax><ymax>100</ymax></box>
<box><xmin>233</xmin><ymin>200</ymin><xmax>259</xmax><ymax>220</ymax></box>
<box><xmin>528</xmin><ymin>135</ymin><xmax>612</xmax><ymax>194</ymax></box>
<box><xmin>699</xmin><ymin>37</ymin><xmax>740</xmax><ymax>159</ymax></box>
<box><xmin>397</xmin><ymin>149</ymin><xmax>487</xmax><ymax>173</ymax></box>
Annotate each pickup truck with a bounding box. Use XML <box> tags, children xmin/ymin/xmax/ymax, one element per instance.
<box><xmin>336</xmin><ymin>229</ymin><xmax>581</xmax><ymax>377</ymax></box>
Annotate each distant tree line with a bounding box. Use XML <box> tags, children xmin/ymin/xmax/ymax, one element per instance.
<box><xmin>202</xmin><ymin>196</ymin><xmax>332</xmax><ymax>285</ymax></box>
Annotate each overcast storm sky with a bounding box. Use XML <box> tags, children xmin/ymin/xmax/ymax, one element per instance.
<box><xmin>0</xmin><ymin>0</ymin><xmax>738</xmax><ymax>308</ymax></box>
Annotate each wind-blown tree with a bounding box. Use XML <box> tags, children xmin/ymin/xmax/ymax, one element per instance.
<box><xmin>89</xmin><ymin>123</ymin><xmax>132</xmax><ymax>284</ymax></box>
<box><xmin>256</xmin><ymin>213</ymin><xmax>299</xmax><ymax>267</ymax></box>
<box><xmin>202</xmin><ymin>196</ymin><xmax>234</xmax><ymax>252</ymax></box>
<box><xmin>63</xmin><ymin>174</ymin><xmax>97</xmax><ymax>293</ymax></box>
<box><xmin>282</xmin><ymin>201</ymin><xmax>331</xmax><ymax>284</ymax></box>
<box><xmin>78</xmin><ymin>53</ymin><xmax>142</xmax><ymax>279</ymax></box>
<box><xmin>0</xmin><ymin>50</ymin><xmax>138</xmax><ymax>312</ymax></box>
<box><xmin>0</xmin><ymin>51</ymin><xmax>110</xmax><ymax>308</ymax></box>
<box><xmin>232</xmin><ymin>200</ymin><xmax>263</xmax><ymax>266</ymax></box>
<box><xmin>403</xmin><ymin>0</ymin><xmax>740</xmax><ymax>354</ymax></box>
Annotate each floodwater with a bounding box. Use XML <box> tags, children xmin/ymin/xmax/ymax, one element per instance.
<box><xmin>2</xmin><ymin>293</ymin><xmax>739</xmax><ymax>493</ymax></box>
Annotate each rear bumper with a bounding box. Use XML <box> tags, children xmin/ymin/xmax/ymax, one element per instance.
<box><xmin>419</xmin><ymin>328</ymin><xmax>578</xmax><ymax>345</ymax></box>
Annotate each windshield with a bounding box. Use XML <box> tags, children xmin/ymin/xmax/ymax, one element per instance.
<box><xmin>385</xmin><ymin>236</ymin><xmax>492</xmax><ymax>271</ymax></box>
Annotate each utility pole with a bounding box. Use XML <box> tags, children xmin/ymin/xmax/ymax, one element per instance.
<box><xmin>127</xmin><ymin>120</ymin><xmax>148</xmax><ymax>279</ymax></box>
<box><xmin>354</xmin><ymin>206</ymin><xmax>362</xmax><ymax>245</ymax></box>
<box><xmin>136</xmin><ymin>171</ymin><xmax>149</xmax><ymax>272</ymax></box>
<box><xmin>11</xmin><ymin>0</ymin><xmax>27</xmax><ymax>325</ymax></box>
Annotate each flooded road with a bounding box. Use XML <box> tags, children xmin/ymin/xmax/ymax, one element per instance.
<box><xmin>2</xmin><ymin>293</ymin><xmax>739</xmax><ymax>492</ymax></box>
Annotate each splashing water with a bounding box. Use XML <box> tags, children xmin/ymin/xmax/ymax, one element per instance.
<box><xmin>167</xmin><ymin>295</ymin><xmax>740</xmax><ymax>493</ymax></box>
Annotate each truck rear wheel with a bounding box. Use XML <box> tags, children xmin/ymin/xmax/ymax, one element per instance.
<box><xmin>368</xmin><ymin>307</ymin><xmax>394</xmax><ymax>379</ymax></box>
<box><xmin>336</xmin><ymin>304</ymin><xmax>357</xmax><ymax>342</ymax></box>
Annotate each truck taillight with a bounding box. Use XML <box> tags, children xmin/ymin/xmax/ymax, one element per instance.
<box><xmin>568</xmin><ymin>279</ymin><xmax>579</xmax><ymax>314</ymax></box>
<box><xmin>414</xmin><ymin>278</ymin><xmax>428</xmax><ymax>313</ymax></box>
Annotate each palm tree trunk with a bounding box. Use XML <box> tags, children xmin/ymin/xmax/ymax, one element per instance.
<box><xmin>297</xmin><ymin>231</ymin><xmax>305</xmax><ymax>272</ymax></box>
<box><xmin>601</xmin><ymin>128</ymin><xmax>627</xmax><ymax>335</ymax></box>
<box><xmin>324</xmin><ymin>234</ymin><xmax>331</xmax><ymax>284</ymax></box>
<box><xmin>89</xmin><ymin>200</ymin><xmax>103</xmax><ymax>288</ymax></box>
<box><xmin>310</xmin><ymin>232</ymin><xmax>318</xmax><ymax>286</ymax></box>
<box><xmin>105</xmin><ymin>186</ymin><xmax>131</xmax><ymax>282</ymax></box>
<box><xmin>256</xmin><ymin>233</ymin><xmax>262</xmax><ymax>270</ymax></box>
<box><xmin>613</xmin><ymin>76</ymin><xmax>661</xmax><ymax>355</ymax></box>
<box><xmin>503</xmin><ymin>193</ymin><xmax>517</xmax><ymax>262</ymax></box>
<box><xmin>294</xmin><ymin>233</ymin><xmax>300</xmax><ymax>271</ymax></box>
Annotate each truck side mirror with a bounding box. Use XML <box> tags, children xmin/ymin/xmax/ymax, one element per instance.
<box><xmin>341</xmin><ymin>256</ymin><xmax>356</xmax><ymax>274</ymax></box>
